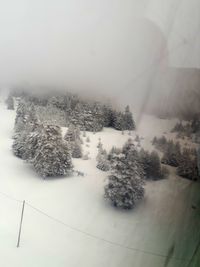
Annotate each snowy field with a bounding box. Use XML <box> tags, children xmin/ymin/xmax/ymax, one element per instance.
<box><xmin>0</xmin><ymin>96</ymin><xmax>200</xmax><ymax>267</ymax></box>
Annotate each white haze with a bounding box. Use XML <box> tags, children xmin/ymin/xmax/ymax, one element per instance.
<box><xmin>0</xmin><ymin>0</ymin><xmax>200</xmax><ymax>110</ymax></box>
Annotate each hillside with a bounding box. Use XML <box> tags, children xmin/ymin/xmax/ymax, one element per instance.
<box><xmin>0</xmin><ymin>95</ymin><xmax>200</xmax><ymax>267</ymax></box>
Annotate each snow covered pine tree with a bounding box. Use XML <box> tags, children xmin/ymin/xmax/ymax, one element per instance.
<box><xmin>105</xmin><ymin>139</ymin><xmax>144</xmax><ymax>209</ymax></box>
<box><xmin>33</xmin><ymin>125</ymin><xmax>73</xmax><ymax>178</ymax></box>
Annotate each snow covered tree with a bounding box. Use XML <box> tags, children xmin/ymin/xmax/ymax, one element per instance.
<box><xmin>108</xmin><ymin>146</ymin><xmax>122</xmax><ymax>161</ymax></box>
<box><xmin>102</xmin><ymin>104</ymin><xmax>113</xmax><ymax>127</ymax></box>
<box><xmin>123</xmin><ymin>105</ymin><xmax>135</xmax><ymax>130</ymax></box>
<box><xmin>12</xmin><ymin>101</ymin><xmax>39</xmax><ymax>159</ymax></box>
<box><xmin>148</xmin><ymin>151</ymin><xmax>162</xmax><ymax>180</ymax></box>
<box><xmin>152</xmin><ymin>136</ymin><xmax>168</xmax><ymax>152</ymax></box>
<box><xmin>14</xmin><ymin>99</ymin><xmax>28</xmax><ymax>133</ymax></box>
<box><xmin>64</xmin><ymin>124</ymin><xmax>80</xmax><ymax>142</ymax></box>
<box><xmin>152</xmin><ymin>136</ymin><xmax>158</xmax><ymax>145</ymax></box>
<box><xmin>135</xmin><ymin>135</ymin><xmax>140</xmax><ymax>143</ymax></box>
<box><xmin>82</xmin><ymin>152</ymin><xmax>90</xmax><ymax>160</ymax></box>
<box><xmin>177</xmin><ymin>149</ymin><xmax>199</xmax><ymax>181</ymax></box>
<box><xmin>71</xmin><ymin>140</ymin><xmax>82</xmax><ymax>158</ymax></box>
<box><xmin>86</xmin><ymin>136</ymin><xmax>90</xmax><ymax>143</ymax></box>
<box><xmin>97</xmin><ymin>139</ymin><xmax>103</xmax><ymax>150</ymax></box>
<box><xmin>12</xmin><ymin>130</ymin><xmax>28</xmax><ymax>158</ymax></box>
<box><xmin>22</xmin><ymin>124</ymin><xmax>43</xmax><ymax>162</ymax></box>
<box><xmin>105</xmin><ymin>140</ymin><xmax>144</xmax><ymax>209</ymax></box>
<box><xmin>161</xmin><ymin>141</ymin><xmax>181</xmax><ymax>167</ymax></box>
<box><xmin>171</xmin><ymin>122</ymin><xmax>185</xmax><ymax>133</ymax></box>
<box><xmin>33</xmin><ymin>125</ymin><xmax>72</xmax><ymax>177</ymax></box>
<box><xmin>6</xmin><ymin>95</ymin><xmax>14</xmax><ymax>110</ymax></box>
<box><xmin>112</xmin><ymin>111</ymin><xmax>124</xmax><ymax>130</ymax></box>
<box><xmin>96</xmin><ymin>147</ymin><xmax>110</xmax><ymax>171</ymax></box>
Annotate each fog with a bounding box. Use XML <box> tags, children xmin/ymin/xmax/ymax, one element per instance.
<box><xmin>1</xmin><ymin>0</ymin><xmax>200</xmax><ymax>110</ymax></box>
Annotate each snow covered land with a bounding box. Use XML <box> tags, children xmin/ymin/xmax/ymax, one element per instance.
<box><xmin>0</xmin><ymin>94</ymin><xmax>200</xmax><ymax>267</ymax></box>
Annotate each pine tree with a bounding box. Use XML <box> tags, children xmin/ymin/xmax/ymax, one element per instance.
<box><xmin>108</xmin><ymin>146</ymin><xmax>122</xmax><ymax>161</ymax></box>
<box><xmin>96</xmin><ymin>147</ymin><xmax>110</xmax><ymax>171</ymax></box>
<box><xmin>64</xmin><ymin>124</ymin><xmax>80</xmax><ymax>142</ymax></box>
<box><xmin>14</xmin><ymin>99</ymin><xmax>28</xmax><ymax>133</ymax></box>
<box><xmin>152</xmin><ymin>136</ymin><xmax>158</xmax><ymax>145</ymax></box>
<box><xmin>177</xmin><ymin>149</ymin><xmax>199</xmax><ymax>180</ymax></box>
<box><xmin>161</xmin><ymin>141</ymin><xmax>181</xmax><ymax>167</ymax></box>
<box><xmin>148</xmin><ymin>151</ymin><xmax>162</xmax><ymax>180</ymax></box>
<box><xmin>124</xmin><ymin>105</ymin><xmax>135</xmax><ymax>130</ymax></box>
<box><xmin>113</xmin><ymin>111</ymin><xmax>124</xmax><ymax>130</ymax></box>
<box><xmin>23</xmin><ymin>124</ymin><xmax>43</xmax><ymax>162</ymax></box>
<box><xmin>72</xmin><ymin>140</ymin><xmax>82</xmax><ymax>158</ymax></box>
<box><xmin>135</xmin><ymin>135</ymin><xmax>140</xmax><ymax>142</ymax></box>
<box><xmin>6</xmin><ymin>95</ymin><xmax>14</xmax><ymax>110</ymax></box>
<box><xmin>105</xmin><ymin>141</ymin><xmax>144</xmax><ymax>209</ymax></box>
<box><xmin>86</xmin><ymin>136</ymin><xmax>90</xmax><ymax>143</ymax></box>
<box><xmin>12</xmin><ymin>101</ymin><xmax>39</xmax><ymax>159</ymax></box>
<box><xmin>12</xmin><ymin>131</ymin><xmax>27</xmax><ymax>158</ymax></box>
<box><xmin>33</xmin><ymin>125</ymin><xmax>73</xmax><ymax>177</ymax></box>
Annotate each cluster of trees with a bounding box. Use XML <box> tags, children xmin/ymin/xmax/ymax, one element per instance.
<box><xmin>176</xmin><ymin>148</ymin><xmax>199</xmax><ymax>181</ymax></box>
<box><xmin>152</xmin><ymin>136</ymin><xmax>199</xmax><ymax>181</ymax></box>
<box><xmin>102</xmin><ymin>139</ymin><xmax>168</xmax><ymax>209</ymax></box>
<box><xmin>171</xmin><ymin>120</ymin><xmax>200</xmax><ymax>143</ymax></box>
<box><xmin>12</xmin><ymin>99</ymin><xmax>73</xmax><ymax>178</ymax></box>
<box><xmin>10</xmin><ymin>91</ymin><xmax>135</xmax><ymax>132</ymax></box>
<box><xmin>139</xmin><ymin>149</ymin><xmax>169</xmax><ymax>180</ymax></box>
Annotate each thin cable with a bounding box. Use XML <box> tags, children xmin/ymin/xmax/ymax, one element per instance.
<box><xmin>0</xmin><ymin>191</ymin><xmax>23</xmax><ymax>203</ymax></box>
<box><xmin>26</xmin><ymin>201</ymin><xmax>190</xmax><ymax>263</ymax></box>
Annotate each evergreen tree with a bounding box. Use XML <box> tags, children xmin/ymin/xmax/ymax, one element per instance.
<box><xmin>14</xmin><ymin>99</ymin><xmax>28</xmax><ymax>133</ymax></box>
<box><xmin>33</xmin><ymin>125</ymin><xmax>72</xmax><ymax>177</ymax></box>
<box><xmin>161</xmin><ymin>141</ymin><xmax>181</xmax><ymax>167</ymax></box>
<box><xmin>64</xmin><ymin>124</ymin><xmax>80</xmax><ymax>142</ymax></box>
<box><xmin>71</xmin><ymin>140</ymin><xmax>82</xmax><ymax>158</ymax></box>
<box><xmin>105</xmin><ymin>141</ymin><xmax>144</xmax><ymax>209</ymax></box>
<box><xmin>86</xmin><ymin>136</ymin><xmax>90</xmax><ymax>143</ymax></box>
<box><xmin>124</xmin><ymin>105</ymin><xmax>135</xmax><ymax>130</ymax></box>
<box><xmin>148</xmin><ymin>151</ymin><xmax>162</xmax><ymax>180</ymax></box>
<box><xmin>12</xmin><ymin>131</ymin><xmax>27</xmax><ymax>158</ymax></box>
<box><xmin>177</xmin><ymin>149</ymin><xmax>199</xmax><ymax>181</ymax></box>
<box><xmin>6</xmin><ymin>95</ymin><xmax>14</xmax><ymax>110</ymax></box>
<box><xmin>96</xmin><ymin>147</ymin><xmax>110</xmax><ymax>171</ymax></box>
<box><xmin>112</xmin><ymin>111</ymin><xmax>124</xmax><ymax>130</ymax></box>
<box><xmin>108</xmin><ymin>146</ymin><xmax>122</xmax><ymax>161</ymax></box>
<box><xmin>12</xmin><ymin>101</ymin><xmax>39</xmax><ymax>159</ymax></box>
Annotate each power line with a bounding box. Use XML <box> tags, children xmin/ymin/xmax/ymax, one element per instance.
<box><xmin>26</xmin><ymin>201</ymin><xmax>190</xmax><ymax>263</ymax></box>
<box><xmin>0</xmin><ymin>187</ymin><xmax>194</xmax><ymax>263</ymax></box>
<box><xmin>0</xmin><ymin>190</ymin><xmax>23</xmax><ymax>203</ymax></box>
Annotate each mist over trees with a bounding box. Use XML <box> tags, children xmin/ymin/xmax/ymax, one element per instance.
<box><xmin>148</xmin><ymin>68</ymin><xmax>200</xmax><ymax>123</ymax></box>
<box><xmin>10</xmin><ymin>89</ymin><xmax>135</xmax><ymax>132</ymax></box>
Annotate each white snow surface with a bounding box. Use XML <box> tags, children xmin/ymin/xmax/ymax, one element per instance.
<box><xmin>0</xmin><ymin>96</ymin><xmax>200</xmax><ymax>267</ymax></box>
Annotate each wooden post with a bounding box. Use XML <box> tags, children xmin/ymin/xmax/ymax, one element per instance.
<box><xmin>17</xmin><ymin>200</ymin><xmax>25</xmax><ymax>248</ymax></box>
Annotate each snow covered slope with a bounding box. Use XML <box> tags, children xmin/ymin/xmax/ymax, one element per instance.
<box><xmin>0</xmin><ymin>96</ymin><xmax>199</xmax><ymax>267</ymax></box>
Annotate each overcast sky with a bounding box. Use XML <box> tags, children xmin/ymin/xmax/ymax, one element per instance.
<box><xmin>0</xmin><ymin>0</ymin><xmax>199</xmax><ymax>106</ymax></box>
